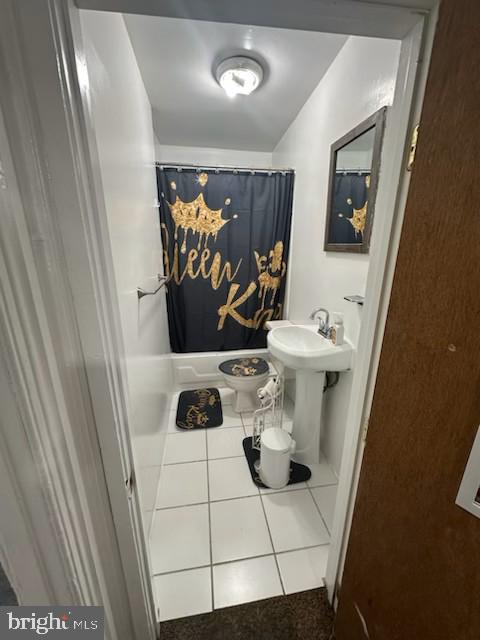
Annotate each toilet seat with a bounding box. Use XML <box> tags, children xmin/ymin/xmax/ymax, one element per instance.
<box><xmin>219</xmin><ymin>357</ymin><xmax>269</xmax><ymax>413</ymax></box>
<box><xmin>219</xmin><ymin>357</ymin><xmax>269</xmax><ymax>378</ymax></box>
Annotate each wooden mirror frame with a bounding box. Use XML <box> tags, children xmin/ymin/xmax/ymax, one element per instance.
<box><xmin>323</xmin><ymin>106</ymin><xmax>387</xmax><ymax>253</ymax></box>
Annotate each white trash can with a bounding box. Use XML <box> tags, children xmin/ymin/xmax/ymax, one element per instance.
<box><xmin>259</xmin><ymin>427</ymin><xmax>296</xmax><ymax>490</ymax></box>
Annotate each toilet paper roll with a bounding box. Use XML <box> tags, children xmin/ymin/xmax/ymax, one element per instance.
<box><xmin>257</xmin><ymin>378</ymin><xmax>276</xmax><ymax>401</ymax></box>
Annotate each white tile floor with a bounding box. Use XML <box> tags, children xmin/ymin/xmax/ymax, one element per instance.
<box><xmin>150</xmin><ymin>389</ymin><xmax>338</xmax><ymax>622</ymax></box>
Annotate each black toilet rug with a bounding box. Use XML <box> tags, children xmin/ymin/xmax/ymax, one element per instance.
<box><xmin>176</xmin><ymin>388</ymin><xmax>223</xmax><ymax>429</ymax></box>
<box><xmin>242</xmin><ymin>436</ymin><xmax>311</xmax><ymax>488</ymax></box>
<box><xmin>219</xmin><ymin>357</ymin><xmax>269</xmax><ymax>377</ymax></box>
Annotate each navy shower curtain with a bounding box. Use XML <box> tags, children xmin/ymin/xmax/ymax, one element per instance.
<box><xmin>156</xmin><ymin>167</ymin><xmax>294</xmax><ymax>353</ymax></box>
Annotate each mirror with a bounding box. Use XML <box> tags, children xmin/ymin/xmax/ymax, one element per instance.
<box><xmin>324</xmin><ymin>107</ymin><xmax>387</xmax><ymax>253</ymax></box>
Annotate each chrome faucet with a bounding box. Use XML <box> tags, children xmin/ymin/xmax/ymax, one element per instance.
<box><xmin>309</xmin><ymin>307</ymin><xmax>331</xmax><ymax>338</ymax></box>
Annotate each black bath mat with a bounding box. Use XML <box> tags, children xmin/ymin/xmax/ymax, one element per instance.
<box><xmin>176</xmin><ymin>388</ymin><xmax>223</xmax><ymax>429</ymax></box>
<box><xmin>242</xmin><ymin>436</ymin><xmax>311</xmax><ymax>488</ymax></box>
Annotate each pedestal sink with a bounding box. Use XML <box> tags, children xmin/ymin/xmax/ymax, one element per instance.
<box><xmin>267</xmin><ymin>324</ymin><xmax>353</xmax><ymax>464</ymax></box>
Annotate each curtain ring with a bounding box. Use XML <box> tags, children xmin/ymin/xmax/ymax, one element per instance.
<box><xmin>233</xmin><ymin>169</ymin><xmax>238</xmax><ymax>175</ymax></box>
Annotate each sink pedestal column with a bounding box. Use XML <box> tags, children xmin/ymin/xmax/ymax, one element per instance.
<box><xmin>292</xmin><ymin>369</ymin><xmax>325</xmax><ymax>464</ymax></box>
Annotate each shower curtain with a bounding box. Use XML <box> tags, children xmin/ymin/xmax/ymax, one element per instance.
<box><xmin>328</xmin><ymin>171</ymin><xmax>370</xmax><ymax>244</ymax></box>
<box><xmin>156</xmin><ymin>166</ymin><xmax>294</xmax><ymax>353</ymax></box>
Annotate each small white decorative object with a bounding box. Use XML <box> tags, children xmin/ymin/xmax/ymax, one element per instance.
<box><xmin>252</xmin><ymin>370</ymin><xmax>297</xmax><ymax>490</ymax></box>
<box><xmin>330</xmin><ymin>311</ymin><xmax>344</xmax><ymax>346</ymax></box>
<box><xmin>252</xmin><ymin>373</ymin><xmax>284</xmax><ymax>452</ymax></box>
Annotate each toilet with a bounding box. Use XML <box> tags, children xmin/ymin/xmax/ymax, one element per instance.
<box><xmin>219</xmin><ymin>357</ymin><xmax>270</xmax><ymax>413</ymax></box>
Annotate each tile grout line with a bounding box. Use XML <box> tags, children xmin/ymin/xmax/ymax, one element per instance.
<box><xmin>157</xmin><ymin>462</ymin><xmax>337</xmax><ymax>509</ymax></box>
<box><xmin>151</xmin><ymin>542</ymin><xmax>330</xmax><ymax>579</ymax></box>
<box><xmin>154</xmin><ymin>486</ymin><xmax>337</xmax><ymax>512</ymax></box>
<box><xmin>307</xmin><ymin>485</ymin><xmax>332</xmax><ymax>537</ymax></box>
<box><xmin>155</xmin><ymin>483</ymin><xmax>337</xmax><ymax>510</ymax></box>
<box><xmin>163</xmin><ymin>453</ymin><xmax>245</xmax><ymax>466</ymax></box>
<box><xmin>161</xmin><ymin>454</ymin><xmax>339</xmax><ymax>487</ymax></box>
<box><xmin>274</xmin><ymin>542</ymin><xmax>330</xmax><ymax>556</ymax></box>
<box><xmin>154</xmin><ymin>493</ymin><xmax>260</xmax><ymax>512</ymax></box>
<box><xmin>258</xmin><ymin>492</ymin><xmax>286</xmax><ymax>596</ymax></box>
<box><xmin>204</xmin><ymin>429</ymin><xmax>215</xmax><ymax>612</ymax></box>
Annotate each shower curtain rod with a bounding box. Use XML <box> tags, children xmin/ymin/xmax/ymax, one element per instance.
<box><xmin>155</xmin><ymin>161</ymin><xmax>294</xmax><ymax>175</ymax></box>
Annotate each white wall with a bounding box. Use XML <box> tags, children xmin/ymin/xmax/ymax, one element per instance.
<box><xmin>273</xmin><ymin>36</ymin><xmax>400</xmax><ymax>474</ymax></box>
<box><xmin>155</xmin><ymin>141</ymin><xmax>273</xmax><ymax>169</ymax></box>
<box><xmin>80</xmin><ymin>11</ymin><xmax>172</xmax><ymax>533</ymax></box>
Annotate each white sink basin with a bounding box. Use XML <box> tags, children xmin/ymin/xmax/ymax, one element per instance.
<box><xmin>267</xmin><ymin>324</ymin><xmax>354</xmax><ymax>464</ymax></box>
<box><xmin>268</xmin><ymin>324</ymin><xmax>353</xmax><ymax>372</ymax></box>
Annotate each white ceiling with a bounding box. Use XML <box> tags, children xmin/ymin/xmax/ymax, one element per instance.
<box><xmin>124</xmin><ymin>16</ymin><xmax>348</xmax><ymax>151</ymax></box>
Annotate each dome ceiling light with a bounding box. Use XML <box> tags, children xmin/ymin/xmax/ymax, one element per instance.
<box><xmin>215</xmin><ymin>56</ymin><xmax>264</xmax><ymax>98</ymax></box>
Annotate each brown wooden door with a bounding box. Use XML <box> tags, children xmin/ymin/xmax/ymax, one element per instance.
<box><xmin>335</xmin><ymin>1</ymin><xmax>480</xmax><ymax>638</ymax></box>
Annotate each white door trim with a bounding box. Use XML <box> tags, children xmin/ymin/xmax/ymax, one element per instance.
<box><xmin>0</xmin><ymin>0</ymin><xmax>156</xmax><ymax>637</ymax></box>
<box><xmin>0</xmin><ymin>20</ymin><xmax>132</xmax><ymax>636</ymax></box>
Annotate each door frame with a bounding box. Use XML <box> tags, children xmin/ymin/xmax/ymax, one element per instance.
<box><xmin>0</xmin><ymin>0</ymin><xmax>156</xmax><ymax>638</ymax></box>
<box><xmin>325</xmin><ymin>8</ymin><xmax>439</xmax><ymax>598</ymax></box>
<box><xmin>71</xmin><ymin>3</ymin><xmax>436</xmax><ymax>607</ymax></box>
<box><xmin>0</xmin><ymin>1</ymin><xmax>438</xmax><ymax>637</ymax></box>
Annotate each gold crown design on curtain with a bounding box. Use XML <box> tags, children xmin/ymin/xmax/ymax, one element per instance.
<box><xmin>349</xmin><ymin>201</ymin><xmax>367</xmax><ymax>236</ymax></box>
<box><xmin>196</xmin><ymin>172</ymin><xmax>209</xmax><ymax>187</ymax></box>
<box><xmin>254</xmin><ymin>241</ymin><xmax>286</xmax><ymax>307</ymax></box>
<box><xmin>345</xmin><ymin>174</ymin><xmax>370</xmax><ymax>237</ymax></box>
<box><xmin>167</xmin><ymin>192</ymin><xmax>230</xmax><ymax>254</ymax></box>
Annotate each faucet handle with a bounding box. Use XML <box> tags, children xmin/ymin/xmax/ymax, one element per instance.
<box><xmin>309</xmin><ymin>307</ymin><xmax>330</xmax><ymax>337</ymax></box>
<box><xmin>309</xmin><ymin>306</ymin><xmax>327</xmax><ymax>320</ymax></box>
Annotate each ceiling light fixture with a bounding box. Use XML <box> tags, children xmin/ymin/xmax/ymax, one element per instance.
<box><xmin>215</xmin><ymin>56</ymin><xmax>263</xmax><ymax>98</ymax></box>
